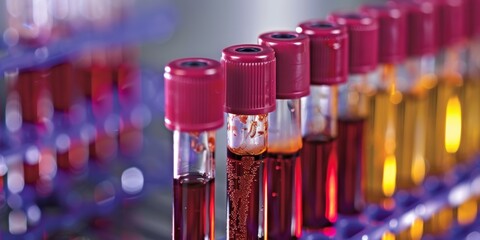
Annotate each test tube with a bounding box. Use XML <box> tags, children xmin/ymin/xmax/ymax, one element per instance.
<box><xmin>388</xmin><ymin>1</ymin><xmax>438</xmax><ymax>238</ymax></box>
<box><xmin>359</xmin><ymin>3</ymin><xmax>407</xmax><ymax>206</ymax></box>
<box><xmin>164</xmin><ymin>58</ymin><xmax>225</xmax><ymax>240</ymax></box>
<box><xmin>458</xmin><ymin>0</ymin><xmax>480</xmax><ymax>163</ymax></box>
<box><xmin>327</xmin><ymin>12</ymin><xmax>379</xmax><ymax>214</ymax></box>
<box><xmin>222</xmin><ymin>44</ymin><xmax>276</xmax><ymax>239</ymax></box>
<box><xmin>296</xmin><ymin>21</ymin><xmax>348</xmax><ymax>230</ymax></box>
<box><xmin>424</xmin><ymin>0</ymin><xmax>466</xmax><ymax>235</ymax></box>
<box><xmin>258</xmin><ymin>31</ymin><xmax>310</xmax><ymax>238</ymax></box>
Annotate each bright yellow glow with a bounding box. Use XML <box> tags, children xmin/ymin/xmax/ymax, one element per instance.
<box><xmin>458</xmin><ymin>198</ymin><xmax>477</xmax><ymax>225</ymax></box>
<box><xmin>445</xmin><ymin>96</ymin><xmax>462</xmax><ymax>153</ymax></box>
<box><xmin>411</xmin><ymin>154</ymin><xmax>426</xmax><ymax>185</ymax></box>
<box><xmin>381</xmin><ymin>231</ymin><xmax>395</xmax><ymax>240</ymax></box>
<box><xmin>382</xmin><ymin>154</ymin><xmax>397</xmax><ymax>197</ymax></box>
<box><xmin>410</xmin><ymin>218</ymin><xmax>424</xmax><ymax>240</ymax></box>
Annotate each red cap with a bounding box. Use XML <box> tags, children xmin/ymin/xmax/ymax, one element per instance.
<box><xmin>222</xmin><ymin>44</ymin><xmax>276</xmax><ymax>115</ymax></box>
<box><xmin>258</xmin><ymin>32</ymin><xmax>310</xmax><ymax>98</ymax></box>
<box><xmin>328</xmin><ymin>12</ymin><xmax>379</xmax><ymax>74</ymax></box>
<box><xmin>464</xmin><ymin>0</ymin><xmax>480</xmax><ymax>37</ymax></box>
<box><xmin>435</xmin><ymin>0</ymin><xmax>466</xmax><ymax>46</ymax></box>
<box><xmin>360</xmin><ymin>4</ymin><xmax>407</xmax><ymax>64</ymax></box>
<box><xmin>164</xmin><ymin>58</ymin><xmax>225</xmax><ymax>132</ymax></box>
<box><xmin>297</xmin><ymin>20</ymin><xmax>348</xmax><ymax>85</ymax></box>
<box><xmin>391</xmin><ymin>0</ymin><xmax>438</xmax><ymax>56</ymax></box>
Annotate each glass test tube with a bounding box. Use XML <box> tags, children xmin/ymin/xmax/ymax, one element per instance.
<box><xmin>386</xmin><ymin>8</ymin><xmax>437</xmax><ymax>237</ymax></box>
<box><xmin>327</xmin><ymin>12</ymin><xmax>379</xmax><ymax>214</ymax></box>
<box><xmin>222</xmin><ymin>45</ymin><xmax>276</xmax><ymax>240</ymax></box>
<box><xmin>258</xmin><ymin>31</ymin><xmax>310</xmax><ymax>239</ymax></box>
<box><xmin>164</xmin><ymin>58</ymin><xmax>225</xmax><ymax>240</ymax></box>
<box><xmin>296</xmin><ymin>20</ymin><xmax>348</xmax><ymax>231</ymax></box>
<box><xmin>359</xmin><ymin>3</ymin><xmax>407</xmax><ymax>206</ymax></box>
<box><xmin>456</xmin><ymin>0</ymin><xmax>480</xmax><ymax>227</ymax></box>
<box><xmin>425</xmin><ymin>0</ymin><xmax>465</xmax><ymax>235</ymax></box>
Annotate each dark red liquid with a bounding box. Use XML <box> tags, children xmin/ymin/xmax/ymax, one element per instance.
<box><xmin>23</xmin><ymin>162</ymin><xmax>40</xmax><ymax>185</ymax></box>
<box><xmin>17</xmin><ymin>69</ymin><xmax>49</xmax><ymax>123</ymax></box>
<box><xmin>264</xmin><ymin>152</ymin><xmax>299</xmax><ymax>239</ymax></box>
<box><xmin>90</xmin><ymin>133</ymin><xmax>117</xmax><ymax>163</ymax></box>
<box><xmin>227</xmin><ymin>149</ymin><xmax>264</xmax><ymax>240</ymax></box>
<box><xmin>173</xmin><ymin>174</ymin><xmax>215</xmax><ymax>240</ymax></box>
<box><xmin>57</xmin><ymin>142</ymin><xmax>88</xmax><ymax>172</ymax></box>
<box><xmin>300</xmin><ymin>135</ymin><xmax>338</xmax><ymax>230</ymax></box>
<box><xmin>337</xmin><ymin>119</ymin><xmax>366</xmax><ymax>215</ymax></box>
<box><xmin>49</xmin><ymin>62</ymin><xmax>78</xmax><ymax>112</ymax></box>
<box><xmin>91</xmin><ymin>64</ymin><xmax>114</xmax><ymax>119</ymax></box>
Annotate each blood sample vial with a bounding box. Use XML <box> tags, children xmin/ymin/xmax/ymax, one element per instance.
<box><xmin>328</xmin><ymin>12</ymin><xmax>379</xmax><ymax>213</ymax></box>
<box><xmin>297</xmin><ymin>20</ymin><xmax>348</xmax><ymax>230</ymax></box>
<box><xmin>222</xmin><ymin>44</ymin><xmax>276</xmax><ymax>239</ymax></box>
<box><xmin>258</xmin><ymin>31</ymin><xmax>310</xmax><ymax>239</ymax></box>
<box><xmin>164</xmin><ymin>58</ymin><xmax>225</xmax><ymax>240</ymax></box>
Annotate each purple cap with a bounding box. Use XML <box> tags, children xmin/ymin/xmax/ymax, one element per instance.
<box><xmin>435</xmin><ymin>0</ymin><xmax>466</xmax><ymax>47</ymax></box>
<box><xmin>164</xmin><ymin>58</ymin><xmax>225</xmax><ymax>132</ymax></box>
<box><xmin>258</xmin><ymin>32</ymin><xmax>310</xmax><ymax>99</ymax></box>
<box><xmin>328</xmin><ymin>12</ymin><xmax>379</xmax><ymax>74</ymax></box>
<box><xmin>222</xmin><ymin>44</ymin><xmax>276</xmax><ymax>115</ymax></box>
<box><xmin>297</xmin><ymin>20</ymin><xmax>348</xmax><ymax>85</ymax></box>
<box><xmin>391</xmin><ymin>0</ymin><xmax>438</xmax><ymax>56</ymax></box>
<box><xmin>360</xmin><ymin>4</ymin><xmax>407</xmax><ymax>64</ymax></box>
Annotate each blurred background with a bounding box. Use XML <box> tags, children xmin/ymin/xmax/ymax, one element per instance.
<box><xmin>0</xmin><ymin>0</ymin><xmax>383</xmax><ymax>239</ymax></box>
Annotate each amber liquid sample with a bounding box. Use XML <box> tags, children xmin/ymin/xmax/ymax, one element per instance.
<box><xmin>227</xmin><ymin>149</ymin><xmax>264</xmax><ymax>240</ymax></box>
<box><xmin>396</xmin><ymin>93</ymin><xmax>428</xmax><ymax>190</ymax></box>
<box><xmin>337</xmin><ymin>119</ymin><xmax>365</xmax><ymax>215</ymax></box>
<box><xmin>425</xmin><ymin>81</ymin><xmax>460</xmax><ymax>176</ymax></box>
<box><xmin>264</xmin><ymin>152</ymin><xmax>299</xmax><ymax>239</ymax></box>
<box><xmin>457</xmin><ymin>79</ymin><xmax>480</xmax><ymax>162</ymax></box>
<box><xmin>301</xmin><ymin>135</ymin><xmax>337</xmax><ymax>229</ymax></box>
<box><xmin>365</xmin><ymin>91</ymin><xmax>398</xmax><ymax>205</ymax></box>
<box><xmin>424</xmin><ymin>208</ymin><xmax>453</xmax><ymax>235</ymax></box>
<box><xmin>173</xmin><ymin>174</ymin><xmax>215</xmax><ymax>240</ymax></box>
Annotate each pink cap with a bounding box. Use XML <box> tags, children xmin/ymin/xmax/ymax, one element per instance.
<box><xmin>258</xmin><ymin>32</ymin><xmax>310</xmax><ymax>99</ymax></box>
<box><xmin>222</xmin><ymin>44</ymin><xmax>276</xmax><ymax>115</ymax></box>
<box><xmin>164</xmin><ymin>58</ymin><xmax>225</xmax><ymax>132</ymax></box>
<box><xmin>360</xmin><ymin>4</ymin><xmax>407</xmax><ymax>64</ymax></box>
<box><xmin>391</xmin><ymin>0</ymin><xmax>438</xmax><ymax>56</ymax></box>
<box><xmin>328</xmin><ymin>12</ymin><xmax>379</xmax><ymax>74</ymax></box>
<box><xmin>297</xmin><ymin>20</ymin><xmax>348</xmax><ymax>85</ymax></box>
<box><xmin>435</xmin><ymin>0</ymin><xmax>466</xmax><ymax>47</ymax></box>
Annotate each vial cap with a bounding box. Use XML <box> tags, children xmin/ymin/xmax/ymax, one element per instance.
<box><xmin>258</xmin><ymin>31</ymin><xmax>310</xmax><ymax>98</ymax></box>
<box><xmin>360</xmin><ymin>4</ymin><xmax>407</xmax><ymax>64</ymax></box>
<box><xmin>297</xmin><ymin>20</ymin><xmax>348</xmax><ymax>85</ymax></box>
<box><xmin>463</xmin><ymin>0</ymin><xmax>480</xmax><ymax>37</ymax></box>
<box><xmin>328</xmin><ymin>12</ymin><xmax>379</xmax><ymax>74</ymax></box>
<box><xmin>164</xmin><ymin>58</ymin><xmax>225</xmax><ymax>132</ymax></box>
<box><xmin>435</xmin><ymin>0</ymin><xmax>466</xmax><ymax>47</ymax></box>
<box><xmin>222</xmin><ymin>44</ymin><xmax>276</xmax><ymax>115</ymax></box>
<box><xmin>391</xmin><ymin>0</ymin><xmax>438</xmax><ymax>56</ymax></box>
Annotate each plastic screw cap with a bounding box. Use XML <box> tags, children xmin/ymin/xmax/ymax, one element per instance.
<box><xmin>258</xmin><ymin>32</ymin><xmax>310</xmax><ymax>99</ymax></box>
<box><xmin>360</xmin><ymin>3</ymin><xmax>407</xmax><ymax>64</ymax></box>
<box><xmin>164</xmin><ymin>58</ymin><xmax>225</xmax><ymax>132</ymax></box>
<box><xmin>297</xmin><ymin>20</ymin><xmax>348</xmax><ymax>85</ymax></box>
<box><xmin>435</xmin><ymin>0</ymin><xmax>466</xmax><ymax>47</ymax></box>
<box><xmin>390</xmin><ymin>0</ymin><xmax>438</xmax><ymax>56</ymax></box>
<box><xmin>328</xmin><ymin>12</ymin><xmax>379</xmax><ymax>74</ymax></box>
<box><xmin>222</xmin><ymin>44</ymin><xmax>276</xmax><ymax>115</ymax></box>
